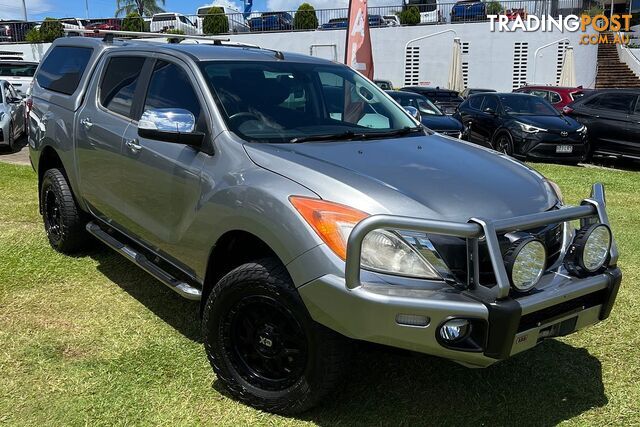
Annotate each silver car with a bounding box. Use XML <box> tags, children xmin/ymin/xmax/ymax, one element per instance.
<box><xmin>0</xmin><ymin>80</ymin><xmax>25</xmax><ymax>150</ymax></box>
<box><xmin>29</xmin><ymin>36</ymin><xmax>622</xmax><ymax>415</ymax></box>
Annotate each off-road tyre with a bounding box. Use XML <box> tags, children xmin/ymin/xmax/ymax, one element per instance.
<box><xmin>40</xmin><ymin>168</ymin><xmax>88</xmax><ymax>254</ymax></box>
<box><xmin>203</xmin><ymin>258</ymin><xmax>350</xmax><ymax>415</ymax></box>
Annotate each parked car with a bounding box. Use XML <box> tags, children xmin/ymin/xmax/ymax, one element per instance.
<box><xmin>0</xmin><ymin>61</ymin><xmax>38</xmax><ymax>95</ymax></box>
<box><xmin>85</xmin><ymin>19</ymin><xmax>122</xmax><ymax>33</ymax></box>
<box><xmin>403</xmin><ymin>0</ymin><xmax>442</xmax><ymax>24</ymax></box>
<box><xmin>249</xmin><ymin>11</ymin><xmax>293</xmax><ymax>31</ymax></box>
<box><xmin>456</xmin><ymin>92</ymin><xmax>588</xmax><ymax>162</ymax></box>
<box><xmin>29</xmin><ymin>35</ymin><xmax>621</xmax><ymax>415</ymax></box>
<box><xmin>387</xmin><ymin>90</ymin><xmax>463</xmax><ymax>137</ymax></box>
<box><xmin>150</xmin><ymin>13</ymin><xmax>198</xmax><ymax>35</ymax></box>
<box><xmin>60</xmin><ymin>18</ymin><xmax>90</xmax><ymax>35</ymax></box>
<box><xmin>400</xmin><ymin>86</ymin><xmax>463</xmax><ymax>114</ymax></box>
<box><xmin>0</xmin><ymin>20</ymin><xmax>37</xmax><ymax>42</ymax></box>
<box><xmin>320</xmin><ymin>15</ymin><xmax>386</xmax><ymax>30</ymax></box>
<box><xmin>514</xmin><ymin>85</ymin><xmax>594</xmax><ymax>112</ymax></box>
<box><xmin>196</xmin><ymin>4</ymin><xmax>250</xmax><ymax>34</ymax></box>
<box><xmin>460</xmin><ymin>87</ymin><xmax>496</xmax><ymax>99</ymax></box>
<box><xmin>503</xmin><ymin>8</ymin><xmax>527</xmax><ymax>20</ymax></box>
<box><xmin>0</xmin><ymin>79</ymin><xmax>25</xmax><ymax>151</ymax></box>
<box><xmin>374</xmin><ymin>79</ymin><xmax>394</xmax><ymax>90</ymax></box>
<box><xmin>450</xmin><ymin>0</ymin><xmax>486</xmax><ymax>22</ymax></box>
<box><xmin>563</xmin><ymin>89</ymin><xmax>640</xmax><ymax>161</ymax></box>
<box><xmin>382</xmin><ymin>15</ymin><xmax>401</xmax><ymax>26</ymax></box>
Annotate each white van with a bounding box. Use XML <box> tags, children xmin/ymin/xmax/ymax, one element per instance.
<box><xmin>196</xmin><ymin>5</ymin><xmax>250</xmax><ymax>34</ymax></box>
<box><xmin>150</xmin><ymin>13</ymin><xmax>198</xmax><ymax>35</ymax></box>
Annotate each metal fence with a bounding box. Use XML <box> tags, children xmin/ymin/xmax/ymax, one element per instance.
<box><xmin>0</xmin><ymin>0</ymin><xmax>600</xmax><ymax>44</ymax></box>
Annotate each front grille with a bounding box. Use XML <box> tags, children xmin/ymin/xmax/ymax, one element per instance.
<box><xmin>517</xmin><ymin>289</ymin><xmax>606</xmax><ymax>332</ymax></box>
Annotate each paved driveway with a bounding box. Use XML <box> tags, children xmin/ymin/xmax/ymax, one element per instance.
<box><xmin>0</xmin><ymin>135</ymin><xmax>30</xmax><ymax>166</ymax></box>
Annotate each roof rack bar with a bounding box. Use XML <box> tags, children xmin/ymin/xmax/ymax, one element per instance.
<box><xmin>63</xmin><ymin>28</ymin><xmax>230</xmax><ymax>43</ymax></box>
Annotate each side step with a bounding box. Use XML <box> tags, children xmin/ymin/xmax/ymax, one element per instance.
<box><xmin>86</xmin><ymin>222</ymin><xmax>202</xmax><ymax>301</ymax></box>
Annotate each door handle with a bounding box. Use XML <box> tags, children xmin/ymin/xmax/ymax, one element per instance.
<box><xmin>80</xmin><ymin>117</ymin><xmax>93</xmax><ymax>130</ymax></box>
<box><xmin>125</xmin><ymin>139</ymin><xmax>142</xmax><ymax>153</ymax></box>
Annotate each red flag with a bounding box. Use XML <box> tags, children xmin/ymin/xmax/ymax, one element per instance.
<box><xmin>345</xmin><ymin>0</ymin><xmax>374</xmax><ymax>80</ymax></box>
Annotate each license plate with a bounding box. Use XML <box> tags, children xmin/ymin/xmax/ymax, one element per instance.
<box><xmin>556</xmin><ymin>145</ymin><xmax>573</xmax><ymax>153</ymax></box>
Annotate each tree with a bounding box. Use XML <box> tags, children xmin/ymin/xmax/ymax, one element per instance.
<box><xmin>203</xmin><ymin>7</ymin><xmax>229</xmax><ymax>35</ymax></box>
<box><xmin>116</xmin><ymin>0</ymin><xmax>166</xmax><ymax>17</ymax></box>
<box><xmin>25</xmin><ymin>28</ymin><xmax>42</xmax><ymax>43</ymax></box>
<box><xmin>399</xmin><ymin>6</ymin><xmax>420</xmax><ymax>26</ymax></box>
<box><xmin>293</xmin><ymin>3</ymin><xmax>318</xmax><ymax>30</ymax></box>
<box><xmin>39</xmin><ymin>18</ymin><xmax>64</xmax><ymax>42</ymax></box>
<box><xmin>486</xmin><ymin>1</ymin><xmax>503</xmax><ymax>15</ymax></box>
<box><xmin>122</xmin><ymin>12</ymin><xmax>145</xmax><ymax>32</ymax></box>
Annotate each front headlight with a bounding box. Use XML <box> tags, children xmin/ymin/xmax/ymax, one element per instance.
<box><xmin>517</xmin><ymin>121</ymin><xmax>547</xmax><ymax>133</ymax></box>
<box><xmin>361</xmin><ymin>229</ymin><xmax>440</xmax><ymax>279</ymax></box>
<box><xmin>0</xmin><ymin>112</ymin><xmax>4</xmax><ymax>122</ymax></box>
<box><xmin>289</xmin><ymin>196</ymin><xmax>442</xmax><ymax>280</ymax></box>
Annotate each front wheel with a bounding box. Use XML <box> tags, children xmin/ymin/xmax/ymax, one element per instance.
<box><xmin>494</xmin><ymin>132</ymin><xmax>514</xmax><ymax>156</ymax></box>
<box><xmin>203</xmin><ymin>258</ymin><xmax>350</xmax><ymax>414</ymax></box>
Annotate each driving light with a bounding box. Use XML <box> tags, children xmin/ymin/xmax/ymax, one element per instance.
<box><xmin>439</xmin><ymin>319</ymin><xmax>470</xmax><ymax>342</ymax></box>
<box><xmin>565</xmin><ymin>224</ymin><xmax>611</xmax><ymax>276</ymax></box>
<box><xmin>517</xmin><ymin>122</ymin><xmax>547</xmax><ymax>133</ymax></box>
<box><xmin>504</xmin><ymin>238</ymin><xmax>546</xmax><ymax>292</ymax></box>
<box><xmin>361</xmin><ymin>229</ymin><xmax>440</xmax><ymax>279</ymax></box>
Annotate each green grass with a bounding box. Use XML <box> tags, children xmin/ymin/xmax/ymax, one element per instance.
<box><xmin>0</xmin><ymin>161</ymin><xmax>638</xmax><ymax>426</ymax></box>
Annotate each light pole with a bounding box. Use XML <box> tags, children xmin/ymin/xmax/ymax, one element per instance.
<box><xmin>86</xmin><ymin>0</ymin><xmax>89</xmax><ymax>18</ymax></box>
<box><xmin>21</xmin><ymin>0</ymin><xmax>28</xmax><ymax>21</ymax></box>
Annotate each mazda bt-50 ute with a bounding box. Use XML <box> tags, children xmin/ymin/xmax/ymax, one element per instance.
<box><xmin>29</xmin><ymin>33</ymin><xmax>621</xmax><ymax>415</ymax></box>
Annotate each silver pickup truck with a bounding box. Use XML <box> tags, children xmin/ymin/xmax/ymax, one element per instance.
<box><xmin>29</xmin><ymin>34</ymin><xmax>621</xmax><ymax>415</ymax></box>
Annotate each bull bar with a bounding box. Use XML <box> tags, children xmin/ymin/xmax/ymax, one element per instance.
<box><xmin>345</xmin><ymin>183</ymin><xmax>618</xmax><ymax>299</ymax></box>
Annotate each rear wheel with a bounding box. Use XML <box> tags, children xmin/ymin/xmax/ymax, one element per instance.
<box><xmin>40</xmin><ymin>168</ymin><xmax>89</xmax><ymax>254</ymax></box>
<box><xmin>203</xmin><ymin>258</ymin><xmax>350</xmax><ymax>414</ymax></box>
<box><xmin>494</xmin><ymin>132</ymin><xmax>514</xmax><ymax>156</ymax></box>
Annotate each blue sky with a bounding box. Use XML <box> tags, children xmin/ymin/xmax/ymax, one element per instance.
<box><xmin>0</xmin><ymin>0</ymin><xmax>381</xmax><ymax>20</ymax></box>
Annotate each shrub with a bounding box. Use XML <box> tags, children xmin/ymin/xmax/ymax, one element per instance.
<box><xmin>486</xmin><ymin>1</ymin><xmax>503</xmax><ymax>15</ymax></box>
<box><xmin>165</xmin><ymin>28</ymin><xmax>185</xmax><ymax>34</ymax></box>
<box><xmin>39</xmin><ymin>18</ymin><xmax>64</xmax><ymax>42</ymax></box>
<box><xmin>203</xmin><ymin>6</ymin><xmax>229</xmax><ymax>35</ymax></box>
<box><xmin>293</xmin><ymin>3</ymin><xmax>319</xmax><ymax>30</ymax></box>
<box><xmin>582</xmin><ymin>5</ymin><xmax>604</xmax><ymax>17</ymax></box>
<box><xmin>25</xmin><ymin>28</ymin><xmax>42</xmax><ymax>43</ymax></box>
<box><xmin>399</xmin><ymin>6</ymin><xmax>420</xmax><ymax>26</ymax></box>
<box><xmin>122</xmin><ymin>12</ymin><xmax>145</xmax><ymax>32</ymax></box>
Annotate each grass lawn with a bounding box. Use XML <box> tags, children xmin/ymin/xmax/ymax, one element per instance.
<box><xmin>0</xmin><ymin>161</ymin><xmax>638</xmax><ymax>426</ymax></box>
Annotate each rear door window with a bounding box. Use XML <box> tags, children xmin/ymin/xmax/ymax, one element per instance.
<box><xmin>36</xmin><ymin>46</ymin><xmax>92</xmax><ymax>95</ymax></box>
<box><xmin>468</xmin><ymin>95</ymin><xmax>484</xmax><ymax>110</ymax></box>
<box><xmin>593</xmin><ymin>93</ymin><xmax>636</xmax><ymax>113</ymax></box>
<box><xmin>99</xmin><ymin>56</ymin><xmax>146</xmax><ymax>118</ymax></box>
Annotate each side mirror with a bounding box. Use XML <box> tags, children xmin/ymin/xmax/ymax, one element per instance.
<box><xmin>138</xmin><ymin>108</ymin><xmax>205</xmax><ymax>147</ymax></box>
<box><xmin>404</xmin><ymin>105</ymin><xmax>421</xmax><ymax>121</ymax></box>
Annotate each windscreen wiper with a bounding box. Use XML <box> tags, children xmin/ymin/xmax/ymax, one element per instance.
<box><xmin>289</xmin><ymin>126</ymin><xmax>424</xmax><ymax>144</ymax></box>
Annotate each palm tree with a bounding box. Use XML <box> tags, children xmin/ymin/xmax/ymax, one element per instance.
<box><xmin>115</xmin><ymin>0</ymin><xmax>166</xmax><ymax>17</ymax></box>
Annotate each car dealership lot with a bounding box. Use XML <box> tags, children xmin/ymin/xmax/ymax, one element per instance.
<box><xmin>0</xmin><ymin>161</ymin><xmax>638</xmax><ymax>426</ymax></box>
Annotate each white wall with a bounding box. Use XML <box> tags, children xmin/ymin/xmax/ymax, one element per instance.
<box><xmin>228</xmin><ymin>23</ymin><xmax>598</xmax><ymax>91</ymax></box>
<box><xmin>0</xmin><ymin>23</ymin><xmax>598</xmax><ymax>92</ymax></box>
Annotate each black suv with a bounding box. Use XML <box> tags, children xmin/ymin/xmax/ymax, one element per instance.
<box><xmin>456</xmin><ymin>93</ymin><xmax>587</xmax><ymax>162</ymax></box>
<box><xmin>564</xmin><ymin>89</ymin><xmax>640</xmax><ymax>161</ymax></box>
<box><xmin>400</xmin><ymin>86</ymin><xmax>463</xmax><ymax>114</ymax></box>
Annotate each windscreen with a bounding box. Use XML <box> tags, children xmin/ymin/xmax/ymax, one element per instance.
<box><xmin>0</xmin><ymin>63</ymin><xmax>37</xmax><ymax>77</ymax></box>
<box><xmin>201</xmin><ymin>61</ymin><xmax>417</xmax><ymax>143</ymax></box>
<box><xmin>500</xmin><ymin>95</ymin><xmax>559</xmax><ymax>116</ymax></box>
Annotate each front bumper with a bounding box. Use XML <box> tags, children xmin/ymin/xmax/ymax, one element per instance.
<box><xmin>299</xmin><ymin>184</ymin><xmax>621</xmax><ymax>367</ymax></box>
<box><xmin>514</xmin><ymin>131</ymin><xmax>588</xmax><ymax>162</ymax></box>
